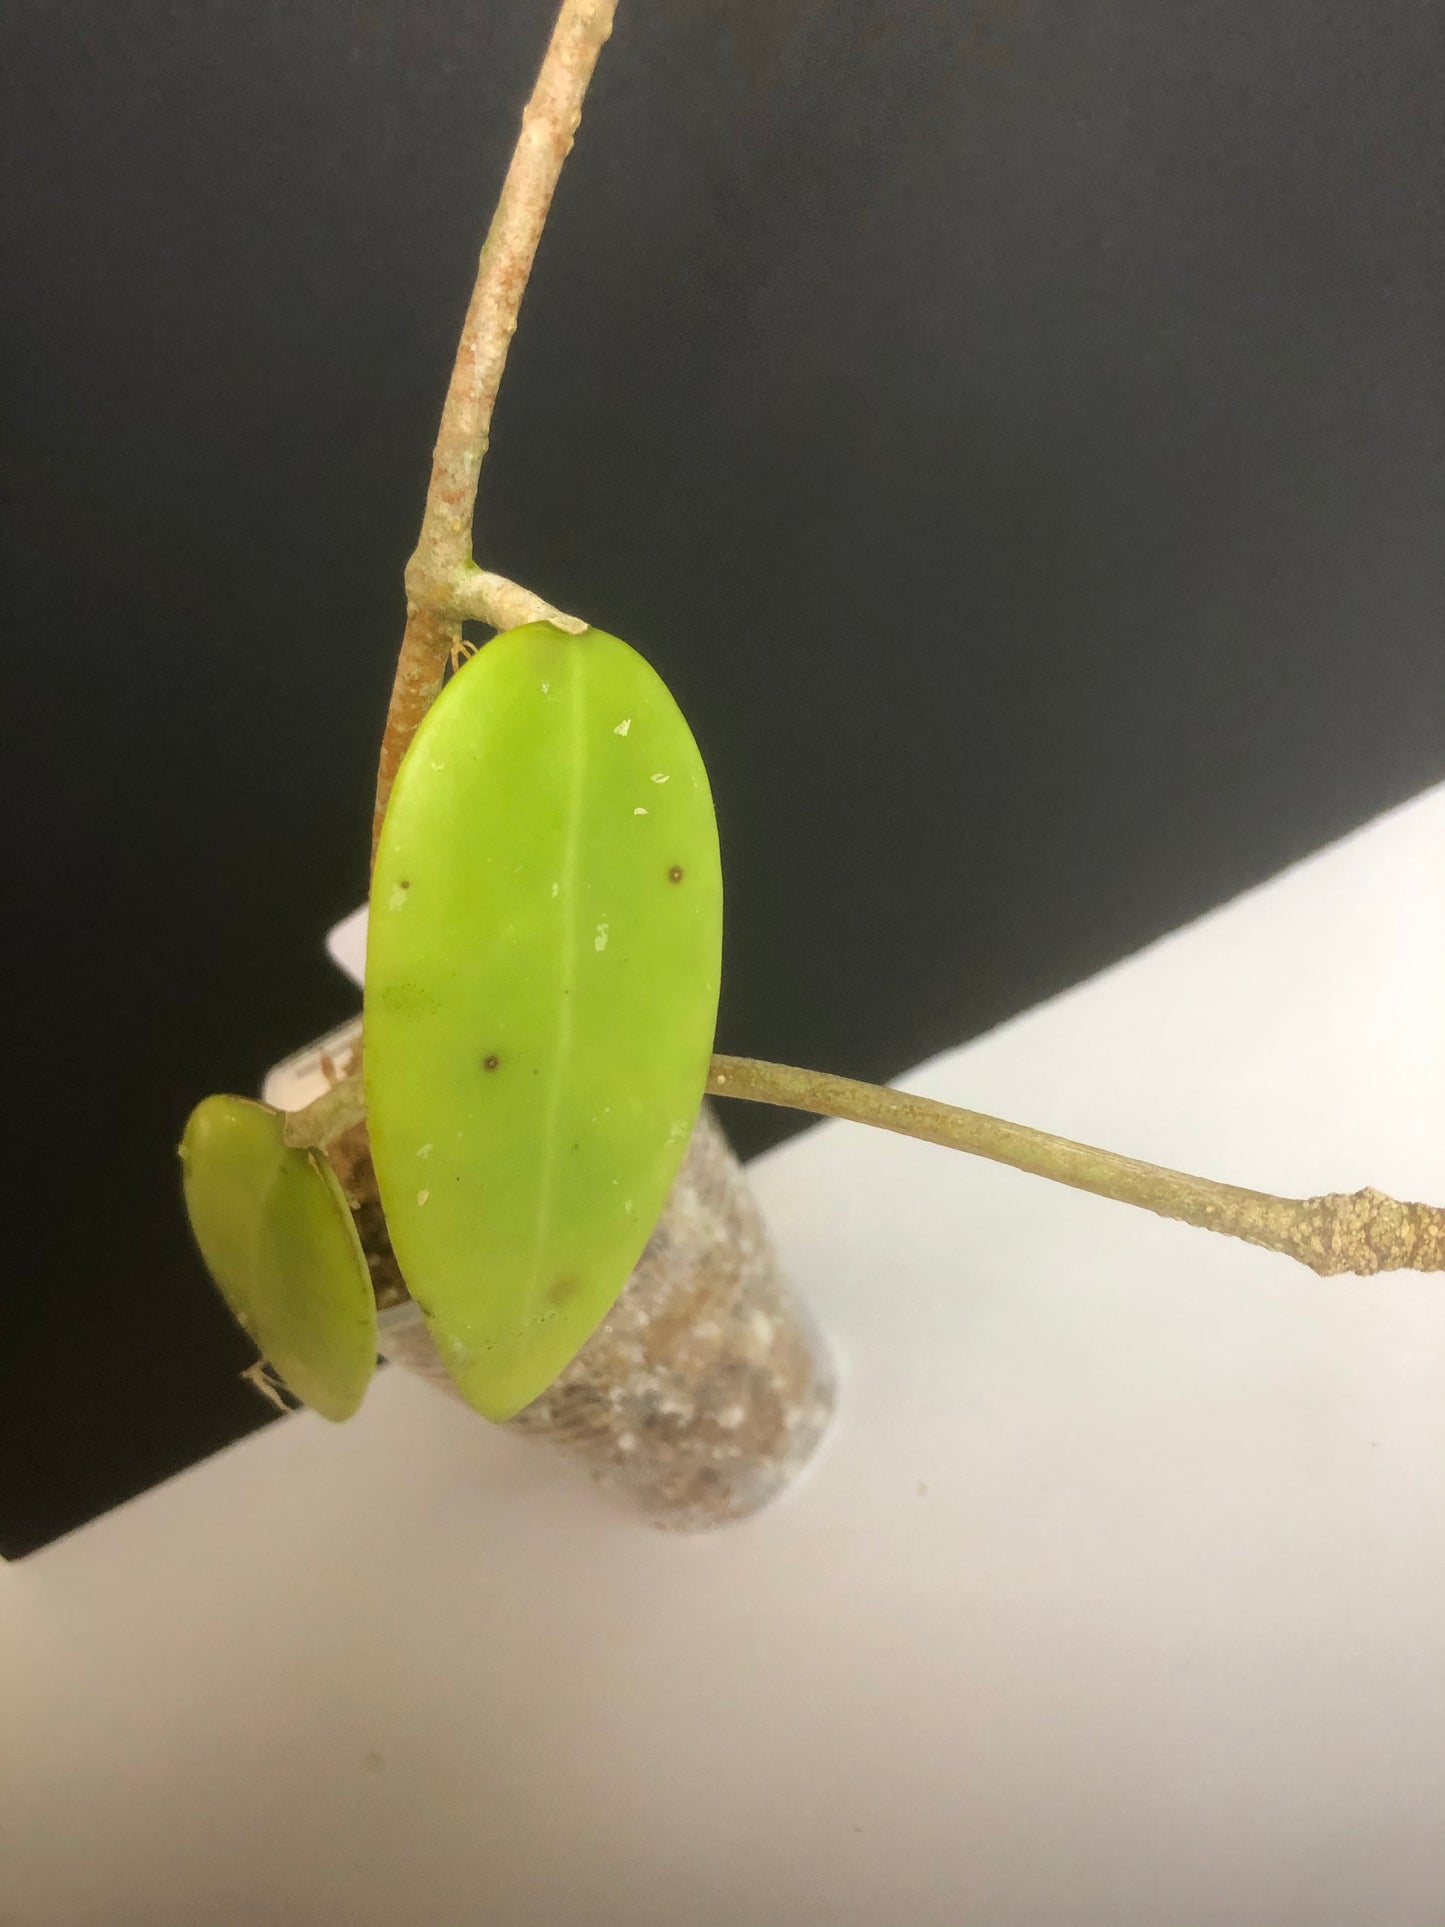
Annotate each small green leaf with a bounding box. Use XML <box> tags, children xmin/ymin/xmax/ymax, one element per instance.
<box><xmin>366</xmin><ymin>623</ymin><xmax>723</xmax><ymax>1420</ymax></box>
<box><xmin>180</xmin><ymin>1094</ymin><xmax>377</xmax><ymax>1421</ymax></box>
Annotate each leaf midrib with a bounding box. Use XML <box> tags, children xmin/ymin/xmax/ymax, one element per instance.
<box><xmin>529</xmin><ymin>646</ymin><xmax>587</xmax><ymax>1299</ymax></box>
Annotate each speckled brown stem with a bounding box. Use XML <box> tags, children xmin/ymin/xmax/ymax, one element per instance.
<box><xmin>372</xmin><ymin>604</ymin><xmax>461</xmax><ymax>861</ymax></box>
<box><xmin>372</xmin><ymin>0</ymin><xmax>615</xmax><ymax>858</ymax></box>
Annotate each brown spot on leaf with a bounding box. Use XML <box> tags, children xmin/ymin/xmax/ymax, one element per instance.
<box><xmin>483</xmin><ymin>1054</ymin><xmax>500</xmax><ymax>1071</ymax></box>
<box><xmin>668</xmin><ymin>865</ymin><xmax>685</xmax><ymax>883</ymax></box>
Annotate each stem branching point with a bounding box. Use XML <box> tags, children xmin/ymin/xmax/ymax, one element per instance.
<box><xmin>373</xmin><ymin>0</ymin><xmax>615</xmax><ymax>856</ymax></box>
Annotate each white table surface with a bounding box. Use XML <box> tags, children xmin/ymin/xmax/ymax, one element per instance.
<box><xmin>4</xmin><ymin>787</ymin><xmax>1443</xmax><ymax>1927</ymax></box>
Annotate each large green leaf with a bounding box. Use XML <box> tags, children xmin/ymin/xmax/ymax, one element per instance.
<box><xmin>366</xmin><ymin>622</ymin><xmax>723</xmax><ymax>1421</ymax></box>
<box><xmin>180</xmin><ymin>1094</ymin><xmax>377</xmax><ymax>1420</ymax></box>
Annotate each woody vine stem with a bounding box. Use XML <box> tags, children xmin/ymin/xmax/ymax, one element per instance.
<box><xmin>359</xmin><ymin>0</ymin><xmax>1443</xmax><ymax>1281</ymax></box>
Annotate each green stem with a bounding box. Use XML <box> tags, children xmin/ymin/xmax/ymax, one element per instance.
<box><xmin>282</xmin><ymin>1056</ymin><xmax>1443</xmax><ymax>1280</ymax></box>
<box><xmin>706</xmin><ymin>1055</ymin><xmax>1444</xmax><ymax>1279</ymax></box>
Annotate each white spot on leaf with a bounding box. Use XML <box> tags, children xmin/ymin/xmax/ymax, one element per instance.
<box><xmin>417</xmin><ymin>1143</ymin><xmax>433</xmax><ymax>1159</ymax></box>
<box><xmin>416</xmin><ymin>1189</ymin><xmax>430</xmax><ymax>1207</ymax></box>
<box><xmin>594</xmin><ymin>923</ymin><xmax>609</xmax><ymax>952</ymax></box>
<box><xmin>614</xmin><ymin>718</ymin><xmax>631</xmax><ymax>736</ymax></box>
<box><xmin>388</xmin><ymin>884</ymin><xmax>409</xmax><ymax>911</ymax></box>
<box><xmin>651</xmin><ymin>772</ymin><xmax>669</xmax><ymax>784</ymax></box>
<box><xmin>633</xmin><ymin>806</ymin><xmax>648</xmax><ymax>816</ymax></box>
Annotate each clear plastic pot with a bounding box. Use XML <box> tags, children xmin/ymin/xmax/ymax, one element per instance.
<box><xmin>271</xmin><ymin>1022</ymin><xmax>835</xmax><ymax>1530</ymax></box>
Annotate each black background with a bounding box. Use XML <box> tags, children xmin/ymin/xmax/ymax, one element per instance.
<box><xmin>4</xmin><ymin>0</ymin><xmax>1441</xmax><ymax>1558</ymax></box>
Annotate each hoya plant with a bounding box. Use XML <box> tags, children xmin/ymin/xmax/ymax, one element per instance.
<box><xmin>181</xmin><ymin>0</ymin><xmax>1443</xmax><ymax>1444</ymax></box>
